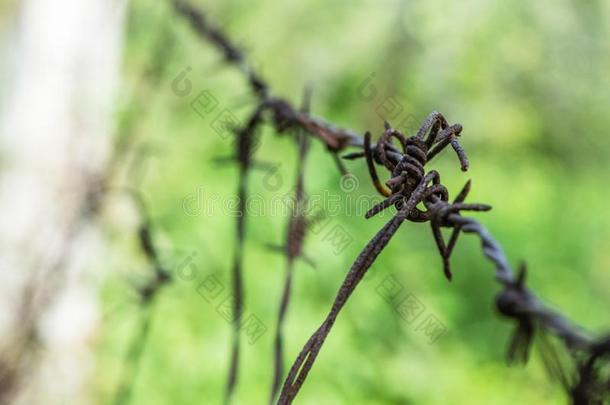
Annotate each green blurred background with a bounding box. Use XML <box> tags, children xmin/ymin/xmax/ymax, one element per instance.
<box><xmin>97</xmin><ymin>0</ymin><xmax>610</xmax><ymax>403</ymax></box>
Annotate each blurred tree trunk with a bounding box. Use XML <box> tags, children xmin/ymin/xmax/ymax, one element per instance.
<box><xmin>0</xmin><ymin>0</ymin><xmax>125</xmax><ymax>403</ymax></box>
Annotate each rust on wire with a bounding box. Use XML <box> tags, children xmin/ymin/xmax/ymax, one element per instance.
<box><xmin>360</xmin><ymin>114</ymin><xmax>485</xmax><ymax>280</ymax></box>
<box><xmin>113</xmin><ymin>187</ymin><xmax>172</xmax><ymax>405</ymax></box>
<box><xmin>170</xmin><ymin>2</ymin><xmax>610</xmax><ymax>405</ymax></box>
<box><xmin>269</xmin><ymin>90</ymin><xmax>314</xmax><ymax>404</ymax></box>
<box><xmin>277</xmin><ymin>113</ymin><xmax>489</xmax><ymax>404</ymax></box>
<box><xmin>172</xmin><ymin>0</ymin><xmax>362</xmax><ymax>156</ymax></box>
<box><xmin>225</xmin><ymin>105</ymin><xmax>265</xmax><ymax>404</ymax></box>
<box><xmin>277</xmin><ymin>115</ymin><xmax>610</xmax><ymax>404</ymax></box>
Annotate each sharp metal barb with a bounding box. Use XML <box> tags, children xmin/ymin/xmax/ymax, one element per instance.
<box><xmin>169</xmin><ymin>2</ymin><xmax>610</xmax><ymax>404</ymax></box>
<box><xmin>269</xmin><ymin>92</ymin><xmax>313</xmax><ymax>404</ymax></box>
<box><xmin>111</xmin><ymin>187</ymin><xmax>171</xmax><ymax>405</ymax></box>
<box><xmin>277</xmin><ymin>113</ymin><xmax>608</xmax><ymax>404</ymax></box>
<box><xmin>224</xmin><ymin>105</ymin><xmax>264</xmax><ymax>404</ymax></box>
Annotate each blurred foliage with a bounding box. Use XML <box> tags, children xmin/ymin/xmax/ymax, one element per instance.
<box><xmin>96</xmin><ymin>0</ymin><xmax>610</xmax><ymax>404</ymax></box>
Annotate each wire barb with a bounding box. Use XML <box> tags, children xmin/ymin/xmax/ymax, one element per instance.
<box><xmin>277</xmin><ymin>116</ymin><xmax>609</xmax><ymax>405</ymax></box>
<box><xmin>269</xmin><ymin>92</ymin><xmax>314</xmax><ymax>404</ymax></box>
<box><xmin>171</xmin><ymin>3</ymin><xmax>610</xmax><ymax>404</ymax></box>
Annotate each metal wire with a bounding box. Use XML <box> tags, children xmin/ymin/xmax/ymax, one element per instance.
<box><xmin>170</xmin><ymin>2</ymin><xmax>610</xmax><ymax>404</ymax></box>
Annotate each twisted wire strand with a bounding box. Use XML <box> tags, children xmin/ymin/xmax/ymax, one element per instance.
<box><xmin>111</xmin><ymin>187</ymin><xmax>171</xmax><ymax>405</ymax></box>
<box><xmin>572</xmin><ymin>336</ymin><xmax>610</xmax><ymax>402</ymax></box>
<box><xmin>448</xmin><ymin>213</ymin><xmax>591</xmax><ymax>349</ymax></box>
<box><xmin>169</xmin><ymin>2</ymin><xmax>610</xmax><ymax>403</ymax></box>
<box><xmin>270</xmin><ymin>94</ymin><xmax>312</xmax><ymax>404</ymax></box>
<box><xmin>278</xmin><ymin>213</ymin><xmax>406</xmax><ymax>404</ymax></box>
<box><xmin>225</xmin><ymin>106</ymin><xmax>265</xmax><ymax>404</ymax></box>
<box><xmin>278</xmin><ymin>121</ymin><xmax>607</xmax><ymax>404</ymax></box>
<box><xmin>171</xmin><ymin>0</ymin><xmax>383</xmax><ymax>154</ymax></box>
<box><xmin>278</xmin><ymin>132</ymin><xmax>463</xmax><ymax>402</ymax></box>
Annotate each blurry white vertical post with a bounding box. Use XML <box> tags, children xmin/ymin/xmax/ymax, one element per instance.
<box><xmin>0</xmin><ymin>0</ymin><xmax>126</xmax><ymax>402</ymax></box>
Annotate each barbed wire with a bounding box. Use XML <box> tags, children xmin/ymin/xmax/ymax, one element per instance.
<box><xmin>267</xmin><ymin>91</ymin><xmax>314</xmax><ymax>404</ymax></box>
<box><xmin>221</xmin><ymin>104</ymin><xmax>266</xmax><ymax>404</ymax></box>
<box><xmin>170</xmin><ymin>2</ymin><xmax>610</xmax><ymax>404</ymax></box>
<box><xmin>111</xmin><ymin>187</ymin><xmax>172</xmax><ymax>405</ymax></box>
<box><xmin>277</xmin><ymin>114</ymin><xmax>488</xmax><ymax>403</ymax></box>
<box><xmin>171</xmin><ymin>0</ymin><xmax>384</xmax><ymax>153</ymax></box>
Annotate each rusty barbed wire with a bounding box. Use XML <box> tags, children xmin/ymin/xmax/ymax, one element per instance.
<box><xmin>222</xmin><ymin>105</ymin><xmax>265</xmax><ymax>405</ymax></box>
<box><xmin>447</xmin><ymin>213</ymin><xmax>610</xmax><ymax>404</ymax></box>
<box><xmin>267</xmin><ymin>91</ymin><xmax>315</xmax><ymax>404</ymax></box>
<box><xmin>571</xmin><ymin>336</ymin><xmax>610</xmax><ymax>403</ymax></box>
<box><xmin>106</xmin><ymin>22</ymin><xmax>178</xmax><ymax>404</ymax></box>
<box><xmin>170</xmin><ymin>1</ymin><xmax>374</xmax><ymax>401</ymax></box>
<box><xmin>360</xmin><ymin>113</ymin><xmax>479</xmax><ymax>281</ymax></box>
<box><xmin>170</xmin><ymin>2</ymin><xmax>610</xmax><ymax>404</ymax></box>
<box><xmin>277</xmin><ymin>113</ymin><xmax>491</xmax><ymax>403</ymax></box>
<box><xmin>112</xmin><ymin>187</ymin><xmax>172</xmax><ymax>405</ymax></box>
<box><xmin>278</xmin><ymin>116</ymin><xmax>609</xmax><ymax>404</ymax></box>
<box><xmin>172</xmin><ymin>0</ymin><xmax>370</xmax><ymax>154</ymax></box>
